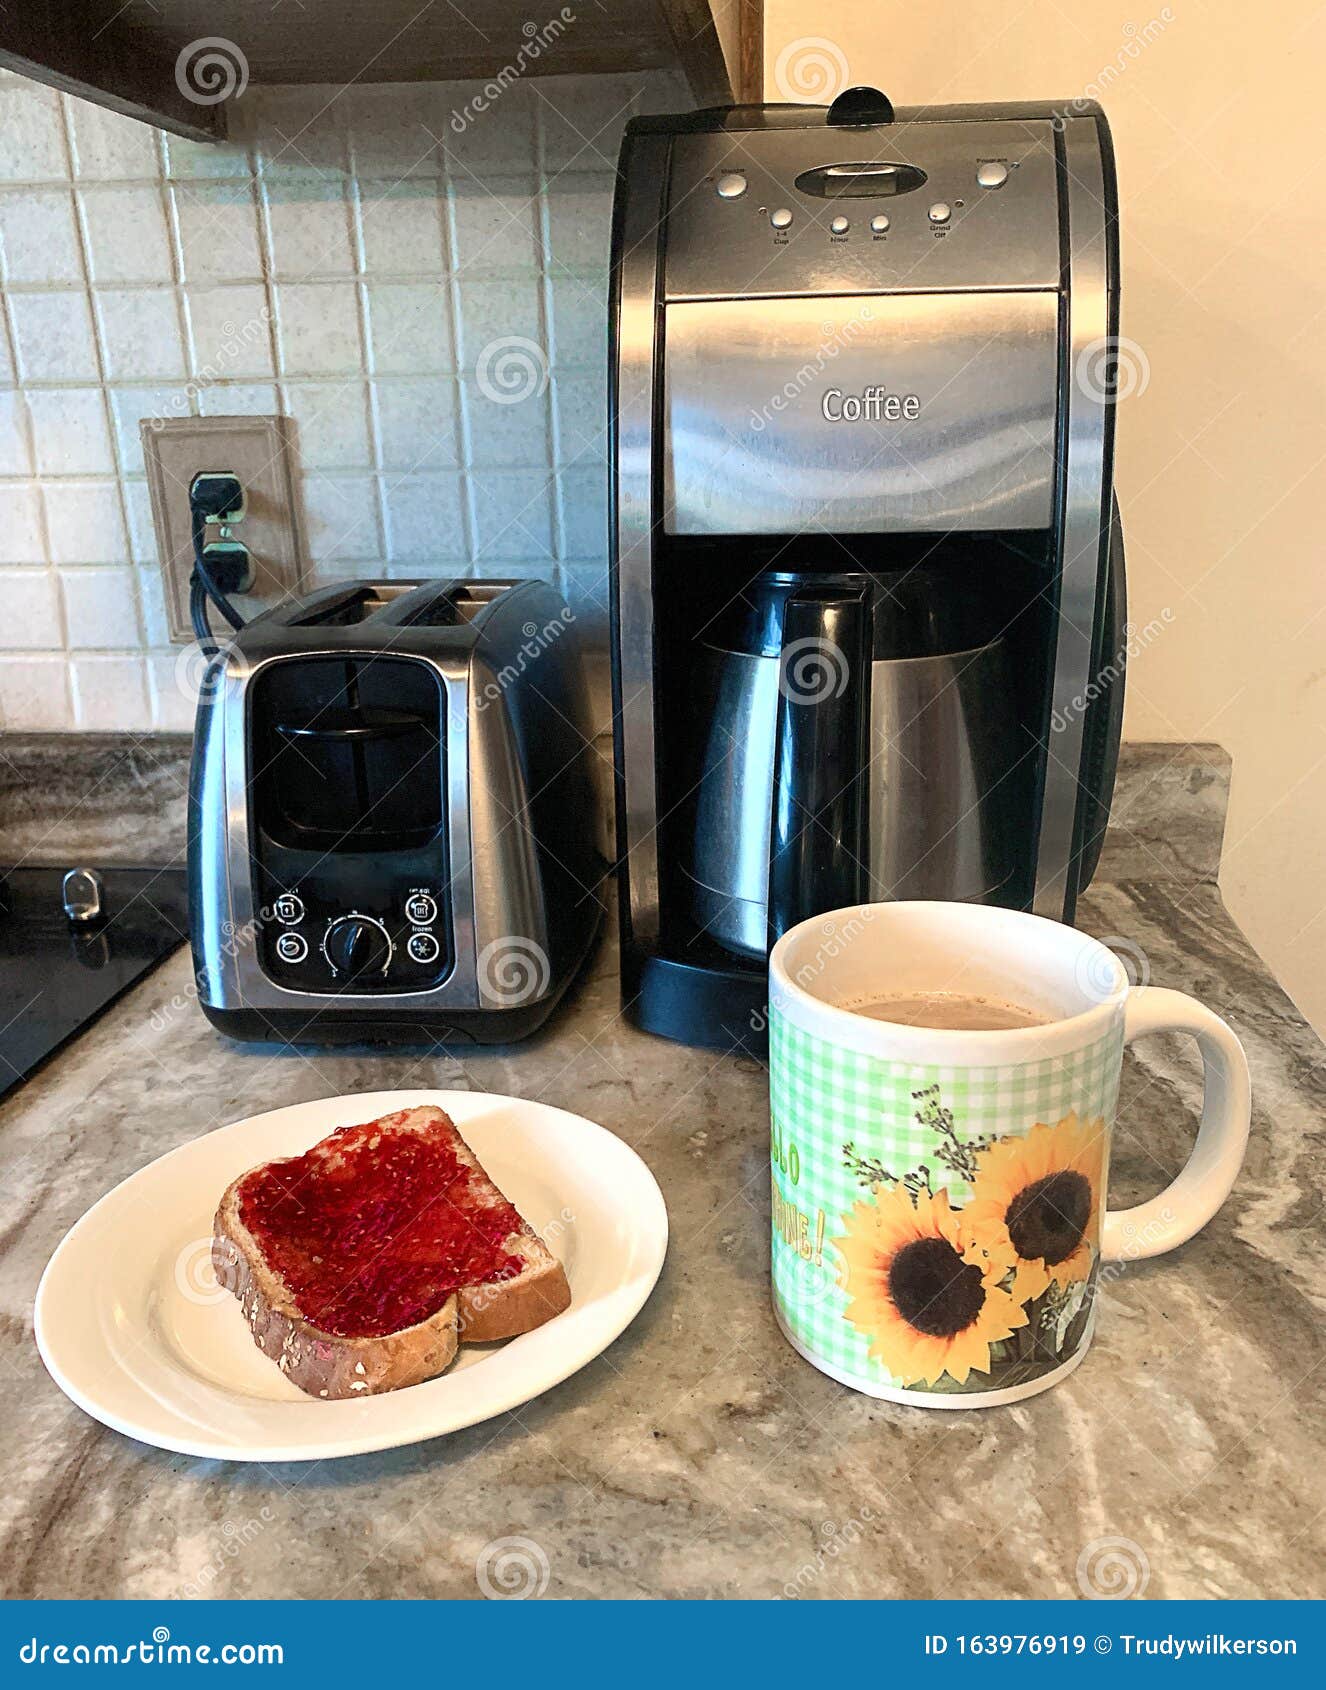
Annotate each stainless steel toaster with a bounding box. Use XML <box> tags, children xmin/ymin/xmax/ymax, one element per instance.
<box><xmin>188</xmin><ymin>578</ymin><xmax>603</xmax><ymax>1045</ymax></box>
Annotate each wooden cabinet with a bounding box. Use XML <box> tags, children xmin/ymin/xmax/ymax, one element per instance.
<box><xmin>2</xmin><ymin>0</ymin><xmax>762</xmax><ymax>143</ymax></box>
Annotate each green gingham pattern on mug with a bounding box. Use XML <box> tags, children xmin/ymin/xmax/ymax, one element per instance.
<box><xmin>769</xmin><ymin>1007</ymin><xmax>1124</xmax><ymax>1388</ymax></box>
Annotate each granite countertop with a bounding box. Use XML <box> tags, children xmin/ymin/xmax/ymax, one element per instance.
<box><xmin>0</xmin><ymin>741</ymin><xmax>1323</xmax><ymax>1600</ymax></box>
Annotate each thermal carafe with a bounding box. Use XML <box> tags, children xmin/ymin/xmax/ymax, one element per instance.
<box><xmin>685</xmin><ymin>570</ymin><xmax>1025</xmax><ymax>958</ymax></box>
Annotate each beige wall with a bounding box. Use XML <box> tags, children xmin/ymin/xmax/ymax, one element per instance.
<box><xmin>765</xmin><ymin>1</ymin><xmax>1326</xmax><ymax>1032</ymax></box>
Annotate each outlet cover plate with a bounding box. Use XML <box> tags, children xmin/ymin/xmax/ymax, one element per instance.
<box><xmin>142</xmin><ymin>415</ymin><xmax>303</xmax><ymax>644</ymax></box>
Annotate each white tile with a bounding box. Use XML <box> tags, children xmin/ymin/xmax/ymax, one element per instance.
<box><xmin>450</xmin><ymin>176</ymin><xmax>540</xmax><ymax>277</ymax></box>
<box><xmin>454</xmin><ymin>275</ymin><xmax>543</xmax><ymax>367</ymax></box>
<box><xmin>197</xmin><ymin>382</ymin><xmax>279</xmax><ymax>417</ymax></box>
<box><xmin>137</xmin><ymin>565</ymin><xmax>172</xmax><ymax>646</ymax></box>
<box><xmin>275</xmin><ymin>282</ymin><xmax>361</xmax><ymax>377</ymax></box>
<box><xmin>147</xmin><ymin>654</ymin><xmax>200</xmax><ymax>731</ymax></box>
<box><xmin>543</xmin><ymin>175</ymin><xmax>613</xmax><ymax>277</ymax></box>
<box><xmin>163</xmin><ymin>129</ymin><xmax>253</xmax><ymax>180</ymax></box>
<box><xmin>552</xmin><ymin>371</ymin><xmax>607</xmax><ymax>466</ymax></box>
<box><xmin>344</xmin><ymin>88</ymin><xmax>442</xmax><ymax>180</ymax></box>
<box><xmin>557</xmin><ymin>558</ymin><xmax>611</xmax><ymax>633</ymax></box>
<box><xmin>8</xmin><ymin>290</ymin><xmax>99</xmax><ymax>381</ymax></box>
<box><xmin>284</xmin><ymin>380</ymin><xmax>373</xmax><ymax>469</ymax></box>
<box><xmin>0</xmin><ymin>87</ymin><xmax>68</xmax><ymax>183</ymax></box>
<box><xmin>300</xmin><ymin>473</ymin><xmax>383</xmax><ymax>563</ymax></box>
<box><xmin>173</xmin><ymin>180</ymin><xmax>263</xmax><ymax>283</ymax></box>
<box><xmin>547</xmin><ymin>273</ymin><xmax>608</xmax><ymax>367</ymax></box>
<box><xmin>374</xmin><ymin>378</ymin><xmax>461</xmax><ymax>471</ymax></box>
<box><xmin>0</xmin><ymin>569</ymin><xmax>62</xmax><ymax>648</ymax></box>
<box><xmin>60</xmin><ymin>566</ymin><xmax>142</xmax><ymax>647</ymax></box>
<box><xmin>441</xmin><ymin>81</ymin><xmax>535</xmax><ymax>175</ymax></box>
<box><xmin>185</xmin><ymin>285</ymin><xmax>275</xmax><ymax>379</ymax></box>
<box><xmin>42</xmin><ymin>481</ymin><xmax>128</xmax><ymax>565</ymax></box>
<box><xmin>462</xmin><ymin>378</ymin><xmax>551</xmax><ymax>469</ymax></box>
<box><xmin>123</xmin><ymin>479</ymin><xmax>160</xmax><ymax>565</ymax></box>
<box><xmin>558</xmin><ymin>466</ymin><xmax>608</xmax><ymax>561</ymax></box>
<box><xmin>535</xmin><ymin>77</ymin><xmax>640</xmax><ymax>171</ymax></box>
<box><xmin>468</xmin><ymin>468</ymin><xmax>554</xmax><ymax>561</ymax></box>
<box><xmin>263</xmin><ymin>180</ymin><xmax>355</xmax><ymax>278</ymax></box>
<box><xmin>0</xmin><ymin>324</ymin><xmax>11</xmax><ymax>383</ymax></box>
<box><xmin>67</xmin><ymin>98</ymin><xmax>161</xmax><ymax>181</ymax></box>
<box><xmin>94</xmin><ymin>289</ymin><xmax>187</xmax><ymax>380</ymax></box>
<box><xmin>26</xmin><ymin>387</ymin><xmax>116</xmax><ymax>475</ymax></box>
<box><xmin>359</xmin><ymin>179</ymin><xmax>447</xmax><ymax>275</ymax></box>
<box><xmin>0</xmin><ymin>390</ymin><xmax>32</xmax><ymax>476</ymax></box>
<box><xmin>250</xmin><ymin>89</ymin><xmax>349</xmax><ymax>182</ymax></box>
<box><xmin>79</xmin><ymin>184</ymin><xmax>174</xmax><ymax>284</ymax></box>
<box><xmin>0</xmin><ymin>658</ymin><xmax>72</xmax><ymax>729</ymax></box>
<box><xmin>71</xmin><ymin>654</ymin><xmax>152</xmax><ymax>728</ymax></box>
<box><xmin>382</xmin><ymin>474</ymin><xmax>468</xmax><ymax>563</ymax></box>
<box><xmin>108</xmin><ymin>386</ymin><xmax>191</xmax><ymax>475</ymax></box>
<box><xmin>0</xmin><ymin>187</ymin><xmax>83</xmax><ymax>284</ymax></box>
<box><xmin>0</xmin><ymin>483</ymin><xmax>45</xmax><ymax>564</ymax></box>
<box><xmin>364</xmin><ymin>281</ymin><xmax>453</xmax><ymax>375</ymax></box>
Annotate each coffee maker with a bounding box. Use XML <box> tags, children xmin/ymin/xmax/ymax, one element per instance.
<box><xmin>609</xmin><ymin>88</ymin><xmax>1126</xmax><ymax>1047</ymax></box>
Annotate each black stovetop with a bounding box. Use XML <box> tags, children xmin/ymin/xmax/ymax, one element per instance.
<box><xmin>0</xmin><ymin>865</ymin><xmax>189</xmax><ymax>1099</ymax></box>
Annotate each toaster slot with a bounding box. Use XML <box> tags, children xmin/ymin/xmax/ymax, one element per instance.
<box><xmin>252</xmin><ymin>656</ymin><xmax>443</xmax><ymax>853</ymax></box>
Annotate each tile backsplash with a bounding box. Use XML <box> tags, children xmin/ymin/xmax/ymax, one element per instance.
<box><xmin>0</xmin><ymin>68</ymin><xmax>686</xmax><ymax>732</ymax></box>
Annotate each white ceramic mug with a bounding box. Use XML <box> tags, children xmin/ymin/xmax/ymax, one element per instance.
<box><xmin>768</xmin><ymin>901</ymin><xmax>1251</xmax><ymax>1408</ymax></box>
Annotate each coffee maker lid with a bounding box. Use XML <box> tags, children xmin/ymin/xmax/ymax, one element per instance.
<box><xmin>705</xmin><ymin>566</ymin><xmax>1006</xmax><ymax>661</ymax></box>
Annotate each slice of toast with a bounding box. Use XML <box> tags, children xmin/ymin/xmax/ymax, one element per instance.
<box><xmin>212</xmin><ymin>1105</ymin><xmax>571</xmax><ymax>1399</ymax></box>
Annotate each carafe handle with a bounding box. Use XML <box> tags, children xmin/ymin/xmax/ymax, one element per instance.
<box><xmin>767</xmin><ymin>584</ymin><xmax>871</xmax><ymax>947</ymax></box>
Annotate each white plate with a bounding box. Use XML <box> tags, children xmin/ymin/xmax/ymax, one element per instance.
<box><xmin>35</xmin><ymin>1089</ymin><xmax>668</xmax><ymax>1462</ymax></box>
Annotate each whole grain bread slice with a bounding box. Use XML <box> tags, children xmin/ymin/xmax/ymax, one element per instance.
<box><xmin>212</xmin><ymin>1104</ymin><xmax>571</xmax><ymax>1399</ymax></box>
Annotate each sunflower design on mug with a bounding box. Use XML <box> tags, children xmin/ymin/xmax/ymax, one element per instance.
<box><xmin>964</xmin><ymin>1112</ymin><xmax>1106</xmax><ymax>1302</ymax></box>
<box><xmin>834</xmin><ymin>1183</ymin><xmax>1027</xmax><ymax>1387</ymax></box>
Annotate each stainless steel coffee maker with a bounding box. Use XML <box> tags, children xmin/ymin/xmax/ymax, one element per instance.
<box><xmin>609</xmin><ymin>88</ymin><xmax>1126</xmax><ymax>1047</ymax></box>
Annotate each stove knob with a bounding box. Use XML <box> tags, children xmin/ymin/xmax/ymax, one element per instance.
<box><xmin>62</xmin><ymin>866</ymin><xmax>105</xmax><ymax>925</ymax></box>
<box><xmin>322</xmin><ymin>915</ymin><xmax>392</xmax><ymax>980</ymax></box>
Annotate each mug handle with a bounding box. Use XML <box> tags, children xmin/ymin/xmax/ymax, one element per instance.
<box><xmin>1101</xmin><ymin>987</ymin><xmax>1251</xmax><ymax>1262</ymax></box>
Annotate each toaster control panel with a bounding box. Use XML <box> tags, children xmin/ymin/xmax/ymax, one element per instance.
<box><xmin>258</xmin><ymin>886</ymin><xmax>451</xmax><ymax>993</ymax></box>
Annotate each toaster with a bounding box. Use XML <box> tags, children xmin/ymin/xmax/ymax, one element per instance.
<box><xmin>188</xmin><ymin>578</ymin><xmax>603</xmax><ymax>1045</ymax></box>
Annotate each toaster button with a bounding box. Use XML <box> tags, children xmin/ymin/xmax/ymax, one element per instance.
<box><xmin>273</xmin><ymin>893</ymin><xmax>304</xmax><ymax>925</ymax></box>
<box><xmin>275</xmin><ymin>931</ymin><xmax>308</xmax><ymax>964</ymax></box>
<box><xmin>406</xmin><ymin>931</ymin><xmax>441</xmax><ymax>965</ymax></box>
<box><xmin>404</xmin><ymin>892</ymin><xmax>438</xmax><ymax>927</ymax></box>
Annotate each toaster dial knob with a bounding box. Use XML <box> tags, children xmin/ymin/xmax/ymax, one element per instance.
<box><xmin>322</xmin><ymin>915</ymin><xmax>393</xmax><ymax>981</ymax></box>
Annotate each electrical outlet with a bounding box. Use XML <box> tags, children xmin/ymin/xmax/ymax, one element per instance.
<box><xmin>142</xmin><ymin>415</ymin><xmax>304</xmax><ymax>643</ymax></box>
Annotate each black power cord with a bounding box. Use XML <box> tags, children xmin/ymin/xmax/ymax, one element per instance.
<box><xmin>189</xmin><ymin>472</ymin><xmax>248</xmax><ymax>652</ymax></box>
